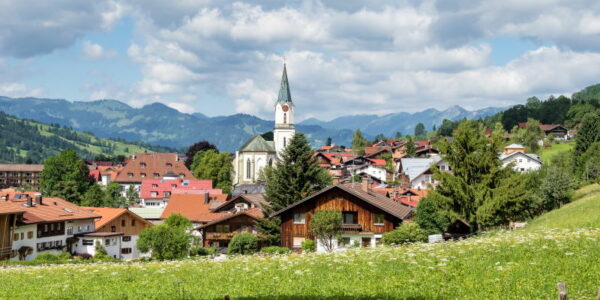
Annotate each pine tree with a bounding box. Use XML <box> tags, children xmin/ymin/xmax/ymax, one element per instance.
<box><xmin>574</xmin><ymin>113</ymin><xmax>600</xmax><ymax>170</ymax></box>
<box><xmin>405</xmin><ymin>137</ymin><xmax>416</xmax><ymax>157</ymax></box>
<box><xmin>265</xmin><ymin>132</ymin><xmax>331</xmax><ymax>213</ymax></box>
<box><xmin>351</xmin><ymin>129</ymin><xmax>369</xmax><ymax>155</ymax></box>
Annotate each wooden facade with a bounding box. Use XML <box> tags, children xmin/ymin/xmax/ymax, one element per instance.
<box><xmin>0</xmin><ymin>213</ymin><xmax>18</xmax><ymax>260</ymax></box>
<box><xmin>200</xmin><ymin>213</ymin><xmax>260</xmax><ymax>248</ymax></box>
<box><xmin>95</xmin><ymin>211</ymin><xmax>152</xmax><ymax>236</ymax></box>
<box><xmin>279</xmin><ymin>188</ymin><xmax>402</xmax><ymax>249</ymax></box>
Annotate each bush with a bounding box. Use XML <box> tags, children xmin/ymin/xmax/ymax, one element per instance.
<box><xmin>382</xmin><ymin>223</ymin><xmax>427</xmax><ymax>246</ymax></box>
<box><xmin>260</xmin><ymin>246</ymin><xmax>291</xmax><ymax>255</ymax></box>
<box><xmin>228</xmin><ymin>233</ymin><xmax>258</xmax><ymax>255</ymax></box>
<box><xmin>192</xmin><ymin>247</ymin><xmax>217</xmax><ymax>256</ymax></box>
<box><xmin>34</xmin><ymin>252</ymin><xmax>70</xmax><ymax>262</ymax></box>
<box><xmin>301</xmin><ymin>239</ymin><xmax>316</xmax><ymax>253</ymax></box>
<box><xmin>74</xmin><ymin>253</ymin><xmax>92</xmax><ymax>260</ymax></box>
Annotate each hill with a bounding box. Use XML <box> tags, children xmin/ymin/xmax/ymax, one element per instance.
<box><xmin>2</xmin><ymin>185</ymin><xmax>600</xmax><ymax>299</ymax></box>
<box><xmin>0</xmin><ymin>111</ymin><xmax>173</xmax><ymax>163</ymax></box>
<box><xmin>0</xmin><ymin>97</ymin><xmax>503</xmax><ymax>151</ymax></box>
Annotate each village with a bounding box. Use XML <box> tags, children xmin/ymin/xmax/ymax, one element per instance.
<box><xmin>0</xmin><ymin>65</ymin><xmax>580</xmax><ymax>261</ymax></box>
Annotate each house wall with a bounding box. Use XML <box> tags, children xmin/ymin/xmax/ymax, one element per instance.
<box><xmin>280</xmin><ymin>189</ymin><xmax>400</xmax><ymax>251</ymax></box>
<box><xmin>201</xmin><ymin>214</ymin><xmax>259</xmax><ymax>248</ymax></box>
<box><xmin>94</xmin><ymin>212</ymin><xmax>151</xmax><ymax>259</ymax></box>
<box><xmin>140</xmin><ymin>198</ymin><xmax>168</xmax><ymax>208</ymax></box>
<box><xmin>233</xmin><ymin>151</ymin><xmax>276</xmax><ymax>185</ymax></box>
<box><xmin>315</xmin><ymin>233</ymin><xmax>383</xmax><ymax>252</ymax></box>
<box><xmin>74</xmin><ymin>236</ymin><xmax>122</xmax><ymax>259</ymax></box>
<box><xmin>0</xmin><ymin>214</ymin><xmax>16</xmax><ymax>260</ymax></box>
<box><xmin>0</xmin><ymin>170</ymin><xmax>42</xmax><ymax>189</ymax></box>
<box><xmin>502</xmin><ymin>154</ymin><xmax>542</xmax><ymax>172</ymax></box>
<box><xmin>410</xmin><ymin>173</ymin><xmax>437</xmax><ymax>190</ymax></box>
<box><xmin>352</xmin><ymin>166</ymin><xmax>389</xmax><ymax>183</ymax></box>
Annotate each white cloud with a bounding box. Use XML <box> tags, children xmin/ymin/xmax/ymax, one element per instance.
<box><xmin>0</xmin><ymin>82</ymin><xmax>43</xmax><ymax>98</ymax></box>
<box><xmin>82</xmin><ymin>41</ymin><xmax>116</xmax><ymax>60</ymax></box>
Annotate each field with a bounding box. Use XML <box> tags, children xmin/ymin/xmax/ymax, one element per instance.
<box><xmin>538</xmin><ymin>142</ymin><xmax>574</xmax><ymax>164</ymax></box>
<box><xmin>2</xmin><ymin>186</ymin><xmax>600</xmax><ymax>299</ymax></box>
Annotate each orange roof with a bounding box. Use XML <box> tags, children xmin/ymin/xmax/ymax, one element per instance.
<box><xmin>81</xmin><ymin>207</ymin><xmax>153</xmax><ymax>230</ymax></box>
<box><xmin>114</xmin><ymin>153</ymin><xmax>193</xmax><ymax>183</ymax></box>
<box><xmin>0</xmin><ymin>189</ymin><xmax>99</xmax><ymax>224</ymax></box>
<box><xmin>160</xmin><ymin>193</ymin><xmax>229</xmax><ymax>223</ymax></box>
<box><xmin>0</xmin><ymin>201</ymin><xmax>26</xmax><ymax>215</ymax></box>
<box><xmin>368</xmin><ymin>158</ymin><xmax>387</xmax><ymax>166</ymax></box>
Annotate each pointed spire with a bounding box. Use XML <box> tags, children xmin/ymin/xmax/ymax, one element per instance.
<box><xmin>277</xmin><ymin>63</ymin><xmax>292</xmax><ymax>103</ymax></box>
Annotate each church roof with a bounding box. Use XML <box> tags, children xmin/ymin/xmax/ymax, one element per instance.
<box><xmin>277</xmin><ymin>63</ymin><xmax>292</xmax><ymax>103</ymax></box>
<box><xmin>240</xmin><ymin>135</ymin><xmax>276</xmax><ymax>153</ymax></box>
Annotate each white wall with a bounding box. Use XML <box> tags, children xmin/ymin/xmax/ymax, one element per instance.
<box><xmin>74</xmin><ymin>236</ymin><xmax>122</xmax><ymax>259</ymax></box>
<box><xmin>352</xmin><ymin>165</ymin><xmax>388</xmax><ymax>183</ymax></box>
<box><xmin>501</xmin><ymin>154</ymin><xmax>542</xmax><ymax>172</ymax></box>
<box><xmin>411</xmin><ymin>173</ymin><xmax>436</xmax><ymax>190</ymax></box>
<box><xmin>315</xmin><ymin>234</ymin><xmax>382</xmax><ymax>253</ymax></box>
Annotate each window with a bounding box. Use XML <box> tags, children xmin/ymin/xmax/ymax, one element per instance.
<box><xmin>128</xmin><ymin>173</ymin><xmax>134</xmax><ymax>178</ymax></box>
<box><xmin>112</xmin><ymin>238</ymin><xmax>117</xmax><ymax>246</ymax></box>
<box><xmin>268</xmin><ymin>158</ymin><xmax>273</xmax><ymax>167</ymax></box>
<box><xmin>121</xmin><ymin>220</ymin><xmax>126</xmax><ymax>227</ymax></box>
<box><xmin>67</xmin><ymin>227</ymin><xmax>73</xmax><ymax>235</ymax></box>
<box><xmin>121</xmin><ymin>248</ymin><xmax>132</xmax><ymax>254</ymax></box>
<box><xmin>27</xmin><ymin>231</ymin><xmax>33</xmax><ymax>239</ymax></box>
<box><xmin>293</xmin><ymin>213</ymin><xmax>306</xmax><ymax>224</ymax></box>
<box><xmin>166</xmin><ymin>163</ymin><xmax>172</xmax><ymax>168</ymax></box>
<box><xmin>131</xmin><ymin>219</ymin><xmax>136</xmax><ymax>226</ymax></box>
<box><xmin>339</xmin><ymin>237</ymin><xmax>351</xmax><ymax>247</ymax></box>
<box><xmin>283</xmin><ymin>137</ymin><xmax>287</xmax><ymax>148</ymax></box>
<box><xmin>57</xmin><ymin>223</ymin><xmax>61</xmax><ymax>231</ymax></box>
<box><xmin>374</xmin><ymin>214</ymin><xmax>385</xmax><ymax>226</ymax></box>
<box><xmin>171</xmin><ymin>184</ymin><xmax>177</xmax><ymax>188</ymax></box>
<box><xmin>50</xmin><ymin>223</ymin><xmax>54</xmax><ymax>231</ymax></box>
<box><xmin>246</xmin><ymin>159</ymin><xmax>252</xmax><ymax>179</ymax></box>
<box><xmin>105</xmin><ymin>239</ymin><xmax>110</xmax><ymax>246</ymax></box>
<box><xmin>153</xmin><ymin>173</ymin><xmax>160</xmax><ymax>178</ymax></box>
<box><xmin>164</xmin><ymin>192</ymin><xmax>171</xmax><ymax>197</ymax></box>
<box><xmin>292</xmin><ymin>237</ymin><xmax>305</xmax><ymax>248</ymax></box>
<box><xmin>82</xmin><ymin>239</ymin><xmax>93</xmax><ymax>246</ymax></box>
<box><xmin>152</xmin><ymin>184</ymin><xmax>158</xmax><ymax>188</ymax></box>
<box><xmin>216</xmin><ymin>225</ymin><xmax>230</xmax><ymax>233</ymax></box>
<box><xmin>151</xmin><ymin>191</ymin><xmax>158</xmax><ymax>197</ymax></box>
<box><xmin>362</xmin><ymin>237</ymin><xmax>372</xmax><ymax>248</ymax></box>
<box><xmin>20</xmin><ymin>232</ymin><xmax>24</xmax><ymax>240</ymax></box>
<box><xmin>86</xmin><ymin>225</ymin><xmax>90</xmax><ymax>232</ymax></box>
<box><xmin>111</xmin><ymin>226</ymin><xmax>116</xmax><ymax>232</ymax></box>
<box><xmin>141</xmin><ymin>173</ymin><xmax>147</xmax><ymax>178</ymax></box>
<box><xmin>13</xmin><ymin>233</ymin><xmax>18</xmax><ymax>241</ymax></box>
<box><xmin>44</xmin><ymin>224</ymin><xmax>48</xmax><ymax>232</ymax></box>
<box><xmin>78</xmin><ymin>226</ymin><xmax>82</xmax><ymax>232</ymax></box>
<box><xmin>343</xmin><ymin>212</ymin><xmax>358</xmax><ymax>225</ymax></box>
<box><xmin>283</xmin><ymin>112</ymin><xmax>287</xmax><ymax>124</ymax></box>
<box><xmin>375</xmin><ymin>238</ymin><xmax>382</xmax><ymax>246</ymax></box>
<box><xmin>122</xmin><ymin>236</ymin><xmax>132</xmax><ymax>242</ymax></box>
<box><xmin>140</xmin><ymin>163</ymin><xmax>146</xmax><ymax>168</ymax></box>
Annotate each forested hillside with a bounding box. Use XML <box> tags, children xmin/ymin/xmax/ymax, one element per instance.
<box><xmin>0</xmin><ymin>111</ymin><xmax>173</xmax><ymax>163</ymax></box>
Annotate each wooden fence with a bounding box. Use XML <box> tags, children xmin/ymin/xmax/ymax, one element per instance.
<box><xmin>557</xmin><ymin>282</ymin><xmax>600</xmax><ymax>300</ymax></box>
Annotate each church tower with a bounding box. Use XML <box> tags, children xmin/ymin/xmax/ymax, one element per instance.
<box><xmin>273</xmin><ymin>63</ymin><xmax>295</xmax><ymax>157</ymax></box>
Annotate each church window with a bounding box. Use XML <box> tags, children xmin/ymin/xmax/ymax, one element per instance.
<box><xmin>283</xmin><ymin>112</ymin><xmax>287</xmax><ymax>124</ymax></box>
<box><xmin>283</xmin><ymin>137</ymin><xmax>287</xmax><ymax>148</ymax></box>
<box><xmin>246</xmin><ymin>159</ymin><xmax>251</xmax><ymax>179</ymax></box>
<box><xmin>268</xmin><ymin>158</ymin><xmax>273</xmax><ymax>167</ymax></box>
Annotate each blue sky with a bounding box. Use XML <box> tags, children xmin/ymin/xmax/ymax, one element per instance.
<box><xmin>1</xmin><ymin>1</ymin><xmax>600</xmax><ymax>121</ymax></box>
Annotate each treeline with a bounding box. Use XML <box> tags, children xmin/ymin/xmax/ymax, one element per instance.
<box><xmin>0</xmin><ymin>111</ymin><xmax>174</xmax><ymax>163</ymax></box>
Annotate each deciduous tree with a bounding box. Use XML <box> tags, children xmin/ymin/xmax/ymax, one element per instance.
<box><xmin>309</xmin><ymin>210</ymin><xmax>342</xmax><ymax>252</ymax></box>
<box><xmin>40</xmin><ymin>149</ymin><xmax>93</xmax><ymax>204</ymax></box>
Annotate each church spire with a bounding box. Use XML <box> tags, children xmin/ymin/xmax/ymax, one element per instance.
<box><xmin>277</xmin><ymin>63</ymin><xmax>292</xmax><ymax>103</ymax></box>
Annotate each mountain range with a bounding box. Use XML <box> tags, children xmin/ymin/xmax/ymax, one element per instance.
<box><xmin>0</xmin><ymin>96</ymin><xmax>504</xmax><ymax>152</ymax></box>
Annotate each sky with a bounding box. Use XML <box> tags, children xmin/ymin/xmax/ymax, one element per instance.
<box><xmin>1</xmin><ymin>1</ymin><xmax>600</xmax><ymax>121</ymax></box>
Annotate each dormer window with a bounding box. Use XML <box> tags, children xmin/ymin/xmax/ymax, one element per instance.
<box><xmin>141</xmin><ymin>173</ymin><xmax>146</xmax><ymax>178</ymax></box>
<box><xmin>128</xmin><ymin>173</ymin><xmax>134</xmax><ymax>178</ymax></box>
<box><xmin>153</xmin><ymin>173</ymin><xmax>160</xmax><ymax>178</ymax></box>
<box><xmin>152</xmin><ymin>184</ymin><xmax>158</xmax><ymax>188</ymax></box>
<box><xmin>171</xmin><ymin>184</ymin><xmax>177</xmax><ymax>188</ymax></box>
<box><xmin>140</xmin><ymin>163</ymin><xmax>146</xmax><ymax>168</ymax></box>
<box><xmin>166</xmin><ymin>163</ymin><xmax>173</xmax><ymax>168</ymax></box>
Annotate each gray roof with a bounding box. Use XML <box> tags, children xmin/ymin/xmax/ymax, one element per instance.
<box><xmin>271</xmin><ymin>183</ymin><xmax>412</xmax><ymax>220</ymax></box>
<box><xmin>498</xmin><ymin>151</ymin><xmax>542</xmax><ymax>163</ymax></box>
<box><xmin>504</xmin><ymin>144</ymin><xmax>525</xmax><ymax>149</ymax></box>
<box><xmin>239</xmin><ymin>135</ymin><xmax>276</xmax><ymax>152</ymax></box>
<box><xmin>400</xmin><ymin>156</ymin><xmax>442</xmax><ymax>182</ymax></box>
<box><xmin>232</xmin><ymin>183</ymin><xmax>266</xmax><ymax>196</ymax></box>
<box><xmin>128</xmin><ymin>207</ymin><xmax>165</xmax><ymax>219</ymax></box>
<box><xmin>277</xmin><ymin>63</ymin><xmax>292</xmax><ymax>103</ymax></box>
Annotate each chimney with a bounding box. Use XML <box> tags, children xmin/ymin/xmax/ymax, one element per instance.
<box><xmin>361</xmin><ymin>176</ymin><xmax>370</xmax><ymax>192</ymax></box>
<box><xmin>26</xmin><ymin>196</ymin><xmax>32</xmax><ymax>207</ymax></box>
<box><xmin>34</xmin><ymin>193</ymin><xmax>43</xmax><ymax>205</ymax></box>
<box><xmin>203</xmin><ymin>192</ymin><xmax>210</xmax><ymax>204</ymax></box>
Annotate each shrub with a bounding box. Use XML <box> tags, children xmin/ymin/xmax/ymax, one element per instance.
<box><xmin>74</xmin><ymin>253</ymin><xmax>92</xmax><ymax>260</ymax></box>
<box><xmin>382</xmin><ymin>223</ymin><xmax>427</xmax><ymax>246</ymax></box>
<box><xmin>94</xmin><ymin>240</ymin><xmax>108</xmax><ymax>257</ymax></box>
<box><xmin>192</xmin><ymin>247</ymin><xmax>217</xmax><ymax>256</ymax></box>
<box><xmin>301</xmin><ymin>239</ymin><xmax>316</xmax><ymax>253</ymax></box>
<box><xmin>137</xmin><ymin>224</ymin><xmax>191</xmax><ymax>260</ymax></box>
<box><xmin>260</xmin><ymin>246</ymin><xmax>291</xmax><ymax>255</ymax></box>
<box><xmin>34</xmin><ymin>253</ymin><xmax>70</xmax><ymax>262</ymax></box>
<box><xmin>228</xmin><ymin>233</ymin><xmax>258</xmax><ymax>255</ymax></box>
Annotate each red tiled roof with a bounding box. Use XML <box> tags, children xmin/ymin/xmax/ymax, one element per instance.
<box><xmin>160</xmin><ymin>193</ymin><xmax>229</xmax><ymax>223</ymax></box>
<box><xmin>80</xmin><ymin>207</ymin><xmax>153</xmax><ymax>230</ymax></box>
<box><xmin>114</xmin><ymin>153</ymin><xmax>193</xmax><ymax>183</ymax></box>
<box><xmin>140</xmin><ymin>178</ymin><xmax>214</xmax><ymax>199</ymax></box>
<box><xmin>368</xmin><ymin>158</ymin><xmax>387</xmax><ymax>166</ymax></box>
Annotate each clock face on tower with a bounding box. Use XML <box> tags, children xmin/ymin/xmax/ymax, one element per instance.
<box><xmin>282</xmin><ymin>105</ymin><xmax>289</xmax><ymax>112</ymax></box>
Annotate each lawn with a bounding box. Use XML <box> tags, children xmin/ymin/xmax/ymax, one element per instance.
<box><xmin>538</xmin><ymin>142</ymin><xmax>574</xmax><ymax>164</ymax></box>
<box><xmin>2</xmin><ymin>186</ymin><xmax>600</xmax><ymax>299</ymax></box>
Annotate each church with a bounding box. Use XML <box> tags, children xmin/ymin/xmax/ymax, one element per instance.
<box><xmin>233</xmin><ymin>64</ymin><xmax>296</xmax><ymax>185</ymax></box>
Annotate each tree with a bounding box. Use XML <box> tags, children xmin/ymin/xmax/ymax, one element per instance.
<box><xmin>373</xmin><ymin>133</ymin><xmax>386</xmax><ymax>143</ymax></box>
<box><xmin>125</xmin><ymin>185</ymin><xmax>139</xmax><ymax>206</ymax></box>
<box><xmin>511</xmin><ymin>118</ymin><xmax>543</xmax><ymax>152</ymax></box>
<box><xmin>309</xmin><ymin>210</ymin><xmax>342</xmax><ymax>252</ymax></box>
<box><xmin>163</xmin><ymin>213</ymin><xmax>192</xmax><ymax>230</ymax></box>
<box><xmin>382</xmin><ymin>223</ymin><xmax>427</xmax><ymax>245</ymax></box>
<box><xmin>326</xmin><ymin>137</ymin><xmax>332</xmax><ymax>146</ymax></box>
<box><xmin>137</xmin><ymin>225</ymin><xmax>190</xmax><ymax>260</ymax></box>
<box><xmin>580</xmin><ymin>142</ymin><xmax>600</xmax><ymax>182</ymax></box>
<box><xmin>574</xmin><ymin>113</ymin><xmax>600</xmax><ymax>170</ymax></box>
<box><xmin>352</xmin><ymin>129</ymin><xmax>369</xmax><ymax>155</ymax></box>
<box><xmin>227</xmin><ymin>232</ymin><xmax>258</xmax><ymax>255</ymax></box>
<box><xmin>414</xmin><ymin>123</ymin><xmax>426</xmax><ymax>138</ymax></box>
<box><xmin>104</xmin><ymin>182</ymin><xmax>126</xmax><ymax>208</ymax></box>
<box><xmin>184</xmin><ymin>141</ymin><xmax>218</xmax><ymax>169</ymax></box>
<box><xmin>405</xmin><ymin>137</ymin><xmax>416</xmax><ymax>157</ymax></box>
<box><xmin>191</xmin><ymin>150</ymin><xmax>233</xmax><ymax>194</ymax></box>
<box><xmin>255</xmin><ymin>217</ymin><xmax>281</xmax><ymax>246</ymax></box>
<box><xmin>395</xmin><ymin>131</ymin><xmax>403</xmax><ymax>138</ymax></box>
<box><xmin>94</xmin><ymin>240</ymin><xmax>108</xmax><ymax>257</ymax></box>
<box><xmin>40</xmin><ymin>149</ymin><xmax>93</xmax><ymax>204</ymax></box>
<box><xmin>81</xmin><ymin>184</ymin><xmax>105</xmax><ymax>207</ymax></box>
<box><xmin>538</xmin><ymin>166</ymin><xmax>575</xmax><ymax>210</ymax></box>
<box><xmin>265</xmin><ymin>132</ymin><xmax>332</xmax><ymax>212</ymax></box>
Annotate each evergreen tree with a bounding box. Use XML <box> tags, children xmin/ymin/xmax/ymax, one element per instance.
<box><xmin>326</xmin><ymin>137</ymin><xmax>332</xmax><ymax>146</ymax></box>
<box><xmin>265</xmin><ymin>132</ymin><xmax>332</xmax><ymax>212</ymax></box>
<box><xmin>405</xmin><ymin>137</ymin><xmax>416</xmax><ymax>157</ymax></box>
<box><xmin>414</xmin><ymin>123</ymin><xmax>426</xmax><ymax>138</ymax></box>
<box><xmin>351</xmin><ymin>129</ymin><xmax>369</xmax><ymax>155</ymax></box>
<box><xmin>104</xmin><ymin>182</ymin><xmax>126</xmax><ymax>207</ymax></box>
<box><xmin>574</xmin><ymin>113</ymin><xmax>600</xmax><ymax>170</ymax></box>
<box><xmin>40</xmin><ymin>149</ymin><xmax>93</xmax><ymax>204</ymax></box>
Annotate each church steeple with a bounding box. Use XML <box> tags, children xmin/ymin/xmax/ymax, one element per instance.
<box><xmin>277</xmin><ymin>63</ymin><xmax>292</xmax><ymax>104</ymax></box>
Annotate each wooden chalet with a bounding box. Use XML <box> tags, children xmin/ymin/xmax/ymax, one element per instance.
<box><xmin>272</xmin><ymin>182</ymin><xmax>413</xmax><ymax>251</ymax></box>
<box><xmin>196</xmin><ymin>211</ymin><xmax>262</xmax><ymax>250</ymax></box>
<box><xmin>0</xmin><ymin>202</ymin><xmax>25</xmax><ymax>260</ymax></box>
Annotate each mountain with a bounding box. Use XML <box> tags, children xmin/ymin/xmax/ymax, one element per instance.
<box><xmin>299</xmin><ymin>105</ymin><xmax>506</xmax><ymax>137</ymax></box>
<box><xmin>0</xmin><ymin>97</ymin><xmax>355</xmax><ymax>152</ymax></box>
<box><xmin>0</xmin><ymin>111</ymin><xmax>173</xmax><ymax>164</ymax></box>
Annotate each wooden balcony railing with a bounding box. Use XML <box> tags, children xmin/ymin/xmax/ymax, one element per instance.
<box><xmin>341</xmin><ymin>224</ymin><xmax>362</xmax><ymax>232</ymax></box>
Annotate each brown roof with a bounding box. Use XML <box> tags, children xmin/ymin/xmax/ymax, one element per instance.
<box><xmin>0</xmin><ymin>190</ymin><xmax>100</xmax><ymax>224</ymax></box>
<box><xmin>0</xmin><ymin>201</ymin><xmax>26</xmax><ymax>215</ymax></box>
<box><xmin>195</xmin><ymin>210</ymin><xmax>262</xmax><ymax>230</ymax></box>
<box><xmin>160</xmin><ymin>193</ymin><xmax>229</xmax><ymax>223</ymax></box>
<box><xmin>271</xmin><ymin>183</ymin><xmax>413</xmax><ymax>220</ymax></box>
<box><xmin>80</xmin><ymin>232</ymin><xmax>124</xmax><ymax>237</ymax></box>
<box><xmin>80</xmin><ymin>207</ymin><xmax>153</xmax><ymax>230</ymax></box>
<box><xmin>211</xmin><ymin>194</ymin><xmax>268</xmax><ymax>212</ymax></box>
<box><xmin>0</xmin><ymin>164</ymin><xmax>44</xmax><ymax>172</ymax></box>
<box><xmin>114</xmin><ymin>153</ymin><xmax>193</xmax><ymax>183</ymax></box>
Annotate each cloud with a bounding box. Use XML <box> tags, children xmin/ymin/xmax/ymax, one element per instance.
<box><xmin>0</xmin><ymin>82</ymin><xmax>43</xmax><ymax>98</ymax></box>
<box><xmin>82</xmin><ymin>41</ymin><xmax>117</xmax><ymax>60</ymax></box>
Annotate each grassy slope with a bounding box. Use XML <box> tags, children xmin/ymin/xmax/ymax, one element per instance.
<box><xmin>538</xmin><ymin>142</ymin><xmax>574</xmax><ymax>164</ymax></box>
<box><xmin>2</xmin><ymin>186</ymin><xmax>600</xmax><ymax>299</ymax></box>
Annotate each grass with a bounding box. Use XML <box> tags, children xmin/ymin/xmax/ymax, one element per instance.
<box><xmin>538</xmin><ymin>142</ymin><xmax>574</xmax><ymax>164</ymax></box>
<box><xmin>2</xmin><ymin>185</ymin><xmax>600</xmax><ymax>299</ymax></box>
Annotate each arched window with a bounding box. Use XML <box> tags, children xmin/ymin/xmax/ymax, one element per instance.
<box><xmin>246</xmin><ymin>159</ymin><xmax>251</xmax><ymax>179</ymax></box>
<box><xmin>283</xmin><ymin>113</ymin><xmax>287</xmax><ymax>124</ymax></box>
<box><xmin>283</xmin><ymin>137</ymin><xmax>287</xmax><ymax>148</ymax></box>
<box><xmin>268</xmin><ymin>158</ymin><xmax>273</xmax><ymax>167</ymax></box>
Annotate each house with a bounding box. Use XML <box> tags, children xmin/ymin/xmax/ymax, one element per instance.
<box><xmin>0</xmin><ymin>190</ymin><xmax>99</xmax><ymax>261</ymax></box>
<box><xmin>499</xmin><ymin>144</ymin><xmax>542</xmax><ymax>172</ymax></box>
<box><xmin>139</xmin><ymin>178</ymin><xmax>220</xmax><ymax>208</ymax></box>
<box><xmin>78</xmin><ymin>207</ymin><xmax>153</xmax><ymax>259</ymax></box>
<box><xmin>0</xmin><ymin>164</ymin><xmax>44</xmax><ymax>189</ymax></box>
<box><xmin>0</xmin><ymin>202</ymin><xmax>25</xmax><ymax>260</ymax></box>
<box><xmin>351</xmin><ymin>164</ymin><xmax>392</xmax><ymax>184</ymax></box>
<box><xmin>272</xmin><ymin>182</ymin><xmax>412</xmax><ymax>252</ymax></box>
<box><xmin>397</xmin><ymin>156</ymin><xmax>448</xmax><ymax>189</ymax></box>
<box><xmin>373</xmin><ymin>187</ymin><xmax>429</xmax><ymax>208</ymax></box>
<box><xmin>196</xmin><ymin>211</ymin><xmax>262</xmax><ymax>251</ymax></box>
<box><xmin>128</xmin><ymin>207</ymin><xmax>165</xmax><ymax>225</ymax></box>
<box><xmin>111</xmin><ymin>153</ymin><xmax>193</xmax><ymax>195</ymax></box>
<box><xmin>160</xmin><ymin>193</ymin><xmax>229</xmax><ymax>226</ymax></box>
<box><xmin>89</xmin><ymin>165</ymin><xmax>123</xmax><ymax>186</ymax></box>
<box><xmin>518</xmin><ymin>123</ymin><xmax>569</xmax><ymax>139</ymax></box>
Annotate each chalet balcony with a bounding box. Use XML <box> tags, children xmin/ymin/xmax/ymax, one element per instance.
<box><xmin>340</xmin><ymin>224</ymin><xmax>362</xmax><ymax>232</ymax></box>
<box><xmin>206</xmin><ymin>232</ymin><xmax>236</xmax><ymax>240</ymax></box>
